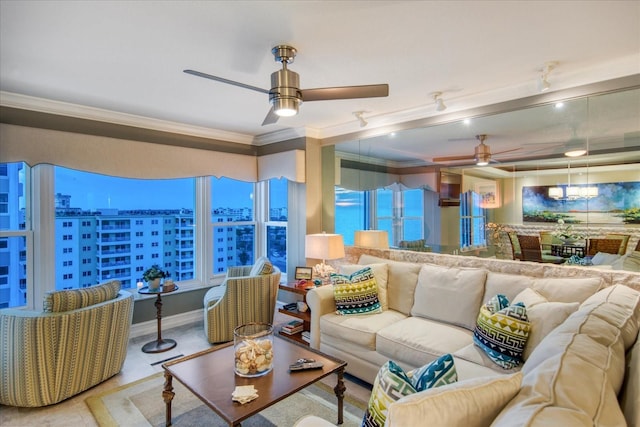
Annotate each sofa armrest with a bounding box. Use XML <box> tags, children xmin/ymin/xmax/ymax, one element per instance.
<box><xmin>305</xmin><ymin>285</ymin><xmax>336</xmax><ymax>349</ymax></box>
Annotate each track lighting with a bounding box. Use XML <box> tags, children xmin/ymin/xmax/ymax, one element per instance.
<box><xmin>538</xmin><ymin>62</ymin><xmax>557</xmax><ymax>92</ymax></box>
<box><xmin>353</xmin><ymin>111</ymin><xmax>368</xmax><ymax>127</ymax></box>
<box><xmin>431</xmin><ymin>91</ymin><xmax>446</xmax><ymax>111</ymax></box>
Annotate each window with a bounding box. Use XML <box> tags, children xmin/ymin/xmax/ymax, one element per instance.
<box><xmin>335</xmin><ymin>187</ymin><xmax>366</xmax><ymax>245</ymax></box>
<box><xmin>3</xmin><ymin>162</ymin><xmax>293</xmax><ymax>307</ymax></box>
<box><xmin>266</xmin><ymin>178</ymin><xmax>288</xmax><ymax>273</ymax></box>
<box><xmin>0</xmin><ymin>162</ymin><xmax>30</xmax><ymax>308</ymax></box>
<box><xmin>55</xmin><ymin>167</ymin><xmax>195</xmax><ymax>289</ymax></box>
<box><xmin>211</xmin><ymin>177</ymin><xmax>255</xmax><ymax>272</ymax></box>
<box><xmin>460</xmin><ymin>191</ymin><xmax>486</xmax><ymax>249</ymax></box>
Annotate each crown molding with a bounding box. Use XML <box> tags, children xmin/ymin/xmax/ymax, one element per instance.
<box><xmin>0</xmin><ymin>91</ymin><xmax>255</xmax><ymax>145</ymax></box>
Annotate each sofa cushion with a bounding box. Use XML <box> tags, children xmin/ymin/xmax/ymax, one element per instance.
<box><xmin>363</xmin><ymin>355</ymin><xmax>457</xmax><ymax>427</ymax></box>
<box><xmin>513</xmin><ymin>288</ymin><xmax>579</xmax><ymax>360</ymax></box>
<box><xmin>453</xmin><ymin>344</ymin><xmax>521</xmax><ymax>374</ymax></box>
<box><xmin>473</xmin><ymin>294</ymin><xmax>530</xmax><ymax>369</ymax></box>
<box><xmin>531</xmin><ymin>276</ymin><xmax>601</xmax><ymax>304</ymax></box>
<box><xmin>411</xmin><ymin>264</ymin><xmax>487</xmax><ymax>331</ymax></box>
<box><xmin>483</xmin><ymin>272</ymin><xmax>533</xmax><ymax>303</ymax></box>
<box><xmin>493</xmin><ymin>285</ymin><xmax>640</xmax><ymax>426</ymax></box>
<box><xmin>359</xmin><ymin>254</ymin><xmax>421</xmax><ymax>315</ymax></box>
<box><xmin>330</xmin><ymin>267</ymin><xmax>382</xmax><ymax>315</ymax></box>
<box><xmin>386</xmin><ymin>372</ymin><xmax>522</xmax><ymax>427</ymax></box>
<box><xmin>339</xmin><ymin>263</ymin><xmax>389</xmax><ymax>310</ymax></box>
<box><xmin>249</xmin><ymin>256</ymin><xmax>273</xmax><ymax>276</ymax></box>
<box><xmin>623</xmin><ymin>250</ymin><xmax>640</xmax><ymax>272</ymax></box>
<box><xmin>483</xmin><ymin>273</ymin><xmax>601</xmax><ymax>307</ymax></box>
<box><xmin>376</xmin><ymin>317</ymin><xmax>473</xmax><ymax>367</ymax></box>
<box><xmin>43</xmin><ymin>280</ymin><xmax>121</xmax><ymax>312</ymax></box>
<box><xmin>320</xmin><ymin>310</ymin><xmax>407</xmax><ymax>351</ymax></box>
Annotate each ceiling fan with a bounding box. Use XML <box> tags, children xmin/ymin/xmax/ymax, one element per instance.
<box><xmin>184</xmin><ymin>45</ymin><xmax>389</xmax><ymax>126</ymax></box>
<box><xmin>432</xmin><ymin>134</ymin><xmax>520</xmax><ymax>166</ymax></box>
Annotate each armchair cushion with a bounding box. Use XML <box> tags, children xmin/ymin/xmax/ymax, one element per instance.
<box><xmin>249</xmin><ymin>256</ymin><xmax>274</xmax><ymax>276</ymax></box>
<box><xmin>43</xmin><ymin>280</ymin><xmax>121</xmax><ymax>312</ymax></box>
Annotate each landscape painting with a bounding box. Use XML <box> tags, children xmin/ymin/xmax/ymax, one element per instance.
<box><xmin>522</xmin><ymin>181</ymin><xmax>640</xmax><ymax>224</ymax></box>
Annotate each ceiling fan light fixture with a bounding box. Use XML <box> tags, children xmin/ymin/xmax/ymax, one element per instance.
<box><xmin>273</xmin><ymin>97</ymin><xmax>299</xmax><ymax>117</ymax></box>
<box><xmin>474</xmin><ymin>134</ymin><xmax>491</xmax><ymax>165</ymax></box>
<box><xmin>564</xmin><ymin>148</ymin><xmax>587</xmax><ymax>157</ymax></box>
<box><xmin>475</xmin><ymin>155</ymin><xmax>490</xmax><ymax>166</ymax></box>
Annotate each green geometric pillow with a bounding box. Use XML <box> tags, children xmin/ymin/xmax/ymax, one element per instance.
<box><xmin>362</xmin><ymin>355</ymin><xmax>457</xmax><ymax>427</ymax></box>
<box><xmin>43</xmin><ymin>280</ymin><xmax>121</xmax><ymax>312</ymax></box>
<box><xmin>473</xmin><ymin>294</ymin><xmax>531</xmax><ymax>369</ymax></box>
<box><xmin>330</xmin><ymin>267</ymin><xmax>382</xmax><ymax>316</ymax></box>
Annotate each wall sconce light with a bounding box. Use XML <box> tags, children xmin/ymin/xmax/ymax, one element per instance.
<box><xmin>354</xmin><ymin>230</ymin><xmax>389</xmax><ymax>249</ymax></box>
<box><xmin>305</xmin><ymin>233</ymin><xmax>345</xmax><ymax>278</ymax></box>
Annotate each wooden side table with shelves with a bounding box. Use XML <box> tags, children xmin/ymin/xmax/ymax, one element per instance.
<box><xmin>278</xmin><ymin>281</ymin><xmax>314</xmax><ymax>346</ymax></box>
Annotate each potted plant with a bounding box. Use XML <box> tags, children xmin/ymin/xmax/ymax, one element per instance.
<box><xmin>143</xmin><ymin>264</ymin><xmax>168</xmax><ymax>290</ymax></box>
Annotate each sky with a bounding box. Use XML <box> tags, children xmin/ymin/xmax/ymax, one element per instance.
<box><xmin>55</xmin><ymin>167</ymin><xmax>287</xmax><ymax>210</ymax></box>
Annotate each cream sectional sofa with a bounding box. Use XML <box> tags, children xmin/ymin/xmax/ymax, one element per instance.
<box><xmin>305</xmin><ymin>254</ymin><xmax>640</xmax><ymax>426</ymax></box>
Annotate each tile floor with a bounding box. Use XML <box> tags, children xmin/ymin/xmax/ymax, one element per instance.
<box><xmin>0</xmin><ymin>312</ymin><xmax>371</xmax><ymax>426</ymax></box>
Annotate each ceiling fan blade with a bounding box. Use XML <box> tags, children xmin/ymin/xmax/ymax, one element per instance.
<box><xmin>493</xmin><ymin>148</ymin><xmax>521</xmax><ymax>156</ymax></box>
<box><xmin>261</xmin><ymin>106</ymin><xmax>279</xmax><ymax>126</ymax></box>
<box><xmin>433</xmin><ymin>154</ymin><xmax>474</xmax><ymax>162</ymax></box>
<box><xmin>300</xmin><ymin>84</ymin><xmax>389</xmax><ymax>101</ymax></box>
<box><xmin>184</xmin><ymin>69</ymin><xmax>269</xmax><ymax>95</ymax></box>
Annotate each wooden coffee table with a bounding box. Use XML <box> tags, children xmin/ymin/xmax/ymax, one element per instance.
<box><xmin>162</xmin><ymin>337</ymin><xmax>347</xmax><ymax>426</ymax></box>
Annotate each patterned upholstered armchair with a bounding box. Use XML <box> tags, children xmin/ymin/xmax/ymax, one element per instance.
<box><xmin>204</xmin><ymin>265</ymin><xmax>281</xmax><ymax>344</ymax></box>
<box><xmin>0</xmin><ymin>281</ymin><xmax>134</xmax><ymax>407</ymax></box>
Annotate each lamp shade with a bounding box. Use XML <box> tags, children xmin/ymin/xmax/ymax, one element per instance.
<box><xmin>354</xmin><ymin>230</ymin><xmax>389</xmax><ymax>249</ymax></box>
<box><xmin>305</xmin><ymin>233</ymin><xmax>345</xmax><ymax>260</ymax></box>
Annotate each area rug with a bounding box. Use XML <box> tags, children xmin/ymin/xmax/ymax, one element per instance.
<box><xmin>86</xmin><ymin>372</ymin><xmax>366</xmax><ymax>426</ymax></box>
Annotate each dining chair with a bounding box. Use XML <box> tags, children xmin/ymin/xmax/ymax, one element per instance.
<box><xmin>508</xmin><ymin>232</ymin><xmax>522</xmax><ymax>260</ymax></box>
<box><xmin>539</xmin><ymin>231</ymin><xmax>562</xmax><ymax>255</ymax></box>
<box><xmin>587</xmin><ymin>238</ymin><xmax>624</xmax><ymax>256</ymax></box>
<box><xmin>604</xmin><ymin>233</ymin><xmax>630</xmax><ymax>255</ymax></box>
<box><xmin>517</xmin><ymin>234</ymin><xmax>564</xmax><ymax>264</ymax></box>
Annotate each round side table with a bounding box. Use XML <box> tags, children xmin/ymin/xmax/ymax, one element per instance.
<box><xmin>138</xmin><ymin>285</ymin><xmax>179</xmax><ymax>353</ymax></box>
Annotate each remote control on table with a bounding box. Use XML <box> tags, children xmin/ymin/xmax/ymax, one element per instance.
<box><xmin>289</xmin><ymin>358</ymin><xmax>324</xmax><ymax>371</ymax></box>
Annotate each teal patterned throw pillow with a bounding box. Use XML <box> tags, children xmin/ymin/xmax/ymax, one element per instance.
<box><xmin>362</xmin><ymin>355</ymin><xmax>457</xmax><ymax>427</ymax></box>
<box><xmin>473</xmin><ymin>294</ymin><xmax>531</xmax><ymax>369</ymax></box>
<box><xmin>331</xmin><ymin>267</ymin><xmax>382</xmax><ymax>315</ymax></box>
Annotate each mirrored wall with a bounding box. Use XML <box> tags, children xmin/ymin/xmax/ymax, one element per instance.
<box><xmin>331</xmin><ymin>77</ymin><xmax>640</xmax><ymax>266</ymax></box>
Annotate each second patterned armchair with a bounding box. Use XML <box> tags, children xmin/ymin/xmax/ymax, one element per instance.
<box><xmin>204</xmin><ymin>264</ymin><xmax>281</xmax><ymax>344</ymax></box>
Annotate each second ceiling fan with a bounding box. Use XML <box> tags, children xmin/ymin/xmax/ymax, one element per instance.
<box><xmin>433</xmin><ymin>134</ymin><xmax>519</xmax><ymax>166</ymax></box>
<box><xmin>184</xmin><ymin>45</ymin><xmax>389</xmax><ymax>126</ymax></box>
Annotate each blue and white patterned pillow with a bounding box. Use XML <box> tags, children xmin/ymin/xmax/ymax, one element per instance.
<box><xmin>362</xmin><ymin>355</ymin><xmax>457</xmax><ymax>427</ymax></box>
<box><xmin>473</xmin><ymin>294</ymin><xmax>531</xmax><ymax>369</ymax></box>
<box><xmin>409</xmin><ymin>353</ymin><xmax>457</xmax><ymax>391</ymax></box>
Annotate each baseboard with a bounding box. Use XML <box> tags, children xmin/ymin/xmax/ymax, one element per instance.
<box><xmin>130</xmin><ymin>309</ymin><xmax>202</xmax><ymax>338</ymax></box>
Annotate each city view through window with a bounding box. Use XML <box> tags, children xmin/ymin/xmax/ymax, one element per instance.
<box><xmin>0</xmin><ymin>163</ymin><xmax>287</xmax><ymax>308</ymax></box>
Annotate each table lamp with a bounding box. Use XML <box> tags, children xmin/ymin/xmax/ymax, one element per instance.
<box><xmin>354</xmin><ymin>230</ymin><xmax>389</xmax><ymax>249</ymax></box>
<box><xmin>305</xmin><ymin>233</ymin><xmax>345</xmax><ymax>279</ymax></box>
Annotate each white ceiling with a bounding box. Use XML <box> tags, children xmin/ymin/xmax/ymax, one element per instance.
<box><xmin>1</xmin><ymin>1</ymin><xmax>639</xmax><ymax>161</ymax></box>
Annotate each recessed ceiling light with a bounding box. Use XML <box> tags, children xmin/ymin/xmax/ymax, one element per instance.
<box><xmin>463</xmin><ymin>119</ymin><xmax>471</xmax><ymax>125</ymax></box>
<box><xmin>555</xmin><ymin>102</ymin><xmax>564</xmax><ymax>109</ymax></box>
